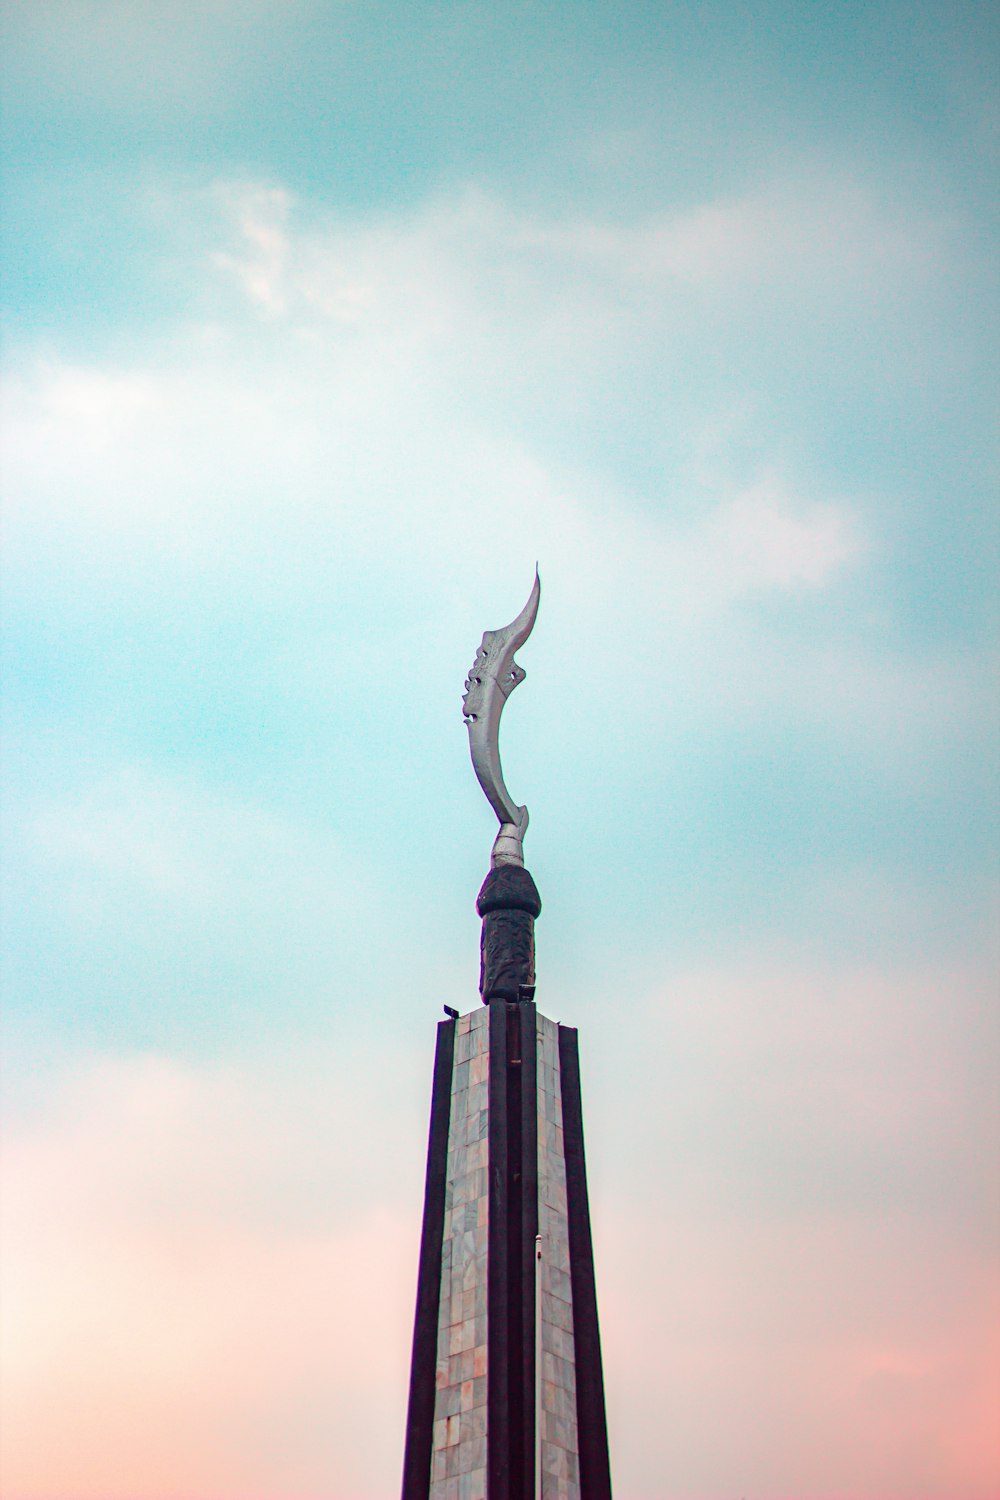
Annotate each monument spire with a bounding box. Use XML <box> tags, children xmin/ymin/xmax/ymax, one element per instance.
<box><xmin>401</xmin><ymin>575</ymin><xmax>612</xmax><ymax>1500</ymax></box>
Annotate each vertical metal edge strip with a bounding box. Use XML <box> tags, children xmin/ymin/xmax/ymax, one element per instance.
<box><xmin>558</xmin><ymin>1024</ymin><xmax>613</xmax><ymax>1500</ymax></box>
<box><xmin>401</xmin><ymin>1017</ymin><xmax>456</xmax><ymax>1500</ymax></box>
<box><xmin>487</xmin><ymin>1000</ymin><xmax>511</xmax><ymax>1500</ymax></box>
<box><xmin>519</xmin><ymin>1002</ymin><xmax>539</xmax><ymax>1499</ymax></box>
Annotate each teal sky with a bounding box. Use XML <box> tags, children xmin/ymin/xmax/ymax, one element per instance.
<box><xmin>1</xmin><ymin>3</ymin><xmax>998</xmax><ymax>1497</ymax></box>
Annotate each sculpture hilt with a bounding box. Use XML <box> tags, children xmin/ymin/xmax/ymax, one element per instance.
<box><xmin>476</xmin><ymin>863</ymin><xmax>542</xmax><ymax>1003</ymax></box>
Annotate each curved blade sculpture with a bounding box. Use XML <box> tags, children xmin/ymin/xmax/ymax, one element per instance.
<box><xmin>462</xmin><ymin>569</ymin><xmax>540</xmax><ymax>867</ymax></box>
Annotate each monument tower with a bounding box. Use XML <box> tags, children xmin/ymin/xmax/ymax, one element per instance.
<box><xmin>401</xmin><ymin>575</ymin><xmax>613</xmax><ymax>1500</ymax></box>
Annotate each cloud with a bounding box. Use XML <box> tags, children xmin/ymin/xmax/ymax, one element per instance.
<box><xmin>1</xmin><ymin>1043</ymin><xmax>425</xmax><ymax>1500</ymax></box>
<box><xmin>3</xmin><ymin>762</ymin><xmax>419</xmax><ymax>1055</ymax></box>
<box><xmin>509</xmin><ymin>174</ymin><xmax>945</xmax><ymax>304</ymax></box>
<box><xmin>3</xmin><ymin>341</ymin><xmax>862</xmax><ymax>613</ymax></box>
<box><xmin>2</xmin><ymin>174</ymin><xmax>886</xmax><ymax>726</ymax></box>
<box><xmin>2</xmin><ymin>175</ymin><xmax>879</xmax><ymax>620</ymax></box>
<box><xmin>5</xmin><ymin>171</ymin><xmax>993</xmax><ymax>929</ymax></box>
<box><xmin>2</xmin><ymin>171</ymin><xmax>995</xmax><ymax>1499</ymax></box>
<box><xmin>600</xmin><ymin>1205</ymin><xmax>1000</xmax><ymax>1500</ymax></box>
<box><xmin>583</xmin><ymin>957</ymin><xmax>1000</xmax><ymax>1498</ymax></box>
<box><xmin>3</xmin><ymin>953</ymin><xmax>997</xmax><ymax>1499</ymax></box>
<box><xmin>706</xmin><ymin>479</ymin><xmax>861</xmax><ymax>591</ymax></box>
<box><xmin>1</xmin><ymin>0</ymin><xmax>317</xmax><ymax>118</ymax></box>
<box><xmin>211</xmin><ymin>184</ymin><xmax>295</xmax><ymax>317</ymax></box>
<box><xmin>200</xmin><ymin>172</ymin><xmax>948</xmax><ymax>325</ymax></box>
<box><xmin>2</xmin><ymin>172</ymin><xmax>993</xmax><ymax>1085</ymax></box>
<box><xmin>6</xmin><ymin>169</ymin><xmax>943</xmax><ymax>602</ymax></box>
<box><xmin>29</xmin><ymin>765</ymin><xmax>356</xmax><ymax>918</ymax></box>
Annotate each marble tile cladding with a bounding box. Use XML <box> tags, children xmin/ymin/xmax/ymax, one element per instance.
<box><xmin>535</xmin><ymin>1013</ymin><xmax>580</xmax><ymax>1500</ymax></box>
<box><xmin>430</xmin><ymin>1007</ymin><xmax>490</xmax><ymax>1495</ymax></box>
<box><xmin>431</xmin><ymin>1008</ymin><xmax>578</xmax><ymax>1496</ymax></box>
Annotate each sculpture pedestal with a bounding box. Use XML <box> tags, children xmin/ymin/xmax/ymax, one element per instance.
<box><xmin>401</xmin><ymin>1002</ymin><xmax>612</xmax><ymax>1500</ymax></box>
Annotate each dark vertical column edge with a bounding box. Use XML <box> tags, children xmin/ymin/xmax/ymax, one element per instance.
<box><xmin>518</xmin><ymin>1002</ymin><xmax>539</xmax><ymax>1500</ymax></box>
<box><xmin>487</xmin><ymin>1000</ymin><xmax>511</xmax><ymax>1500</ymax></box>
<box><xmin>505</xmin><ymin>1004</ymin><xmax>526</xmax><ymax>1499</ymax></box>
<box><xmin>401</xmin><ymin>1018</ymin><xmax>456</xmax><ymax>1500</ymax></box>
<box><xmin>558</xmin><ymin>1025</ymin><xmax>613</xmax><ymax>1500</ymax></box>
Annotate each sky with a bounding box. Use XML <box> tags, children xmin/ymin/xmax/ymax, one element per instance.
<box><xmin>1</xmin><ymin>2</ymin><xmax>998</xmax><ymax>1497</ymax></box>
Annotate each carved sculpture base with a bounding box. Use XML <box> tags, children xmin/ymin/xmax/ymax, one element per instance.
<box><xmin>477</xmin><ymin>865</ymin><xmax>542</xmax><ymax>1004</ymax></box>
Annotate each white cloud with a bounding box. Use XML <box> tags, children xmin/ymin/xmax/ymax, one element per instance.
<box><xmin>30</xmin><ymin>766</ymin><xmax>355</xmax><ymax>916</ymax></box>
<box><xmin>2</xmin><ymin>0</ymin><xmax>319</xmax><ymax>116</ymax></box>
<box><xmin>583</xmin><ymin>956</ymin><xmax>1000</xmax><ymax>1497</ymax></box>
<box><xmin>210</xmin><ymin>184</ymin><xmax>293</xmax><ymax>316</ymax></box>
<box><xmin>3</xmin><ymin>175</ymin><xmax>874</xmax><ymax>612</ymax></box>
<box><xmin>3</xmin><ymin>953</ymin><xmax>997</xmax><ymax>1498</ymax></box>
<box><xmin>10</xmin><ymin>170</ymin><xmax>993</xmax><ymax>813</ymax></box>
<box><xmin>9</xmin><ymin>763</ymin><xmax>414</xmax><ymax>1039</ymax></box>
<box><xmin>2</xmin><ymin>171</ymin><xmax>990</xmax><ymax>954</ymax></box>
<box><xmin>707</xmin><ymin>477</ymin><xmax>861</xmax><ymax>590</ymax></box>
<box><xmin>199</xmin><ymin>173</ymin><xmax>944</xmax><ymax>328</ymax></box>
<box><xmin>1</xmin><ymin>1045</ymin><xmax>422</xmax><ymax>1498</ymax></box>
